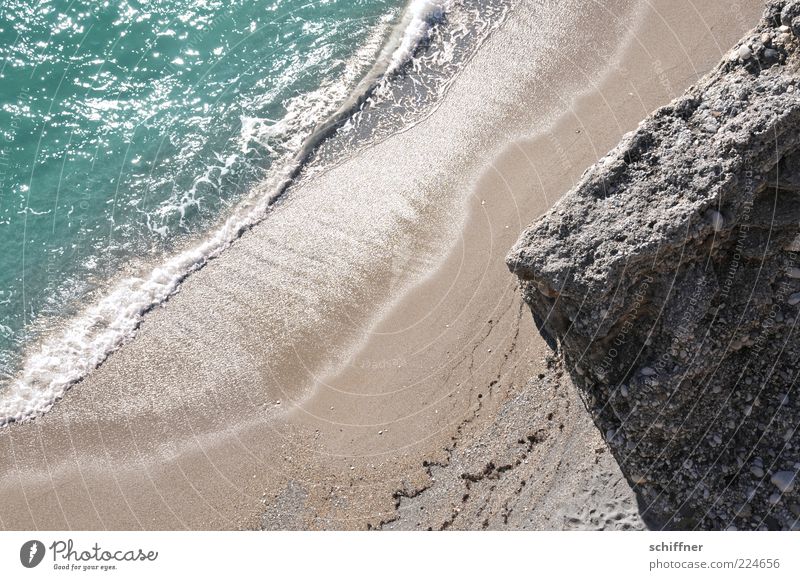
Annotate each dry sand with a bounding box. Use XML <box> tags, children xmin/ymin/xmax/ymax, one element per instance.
<box><xmin>0</xmin><ymin>0</ymin><xmax>762</xmax><ymax>530</ymax></box>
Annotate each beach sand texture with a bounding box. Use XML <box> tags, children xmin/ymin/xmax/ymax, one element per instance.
<box><xmin>0</xmin><ymin>0</ymin><xmax>762</xmax><ymax>530</ymax></box>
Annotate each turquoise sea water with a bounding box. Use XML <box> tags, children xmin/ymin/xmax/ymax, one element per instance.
<box><xmin>0</xmin><ymin>0</ymin><xmax>406</xmax><ymax>379</ymax></box>
<box><xmin>0</xmin><ymin>0</ymin><xmax>510</xmax><ymax>423</ymax></box>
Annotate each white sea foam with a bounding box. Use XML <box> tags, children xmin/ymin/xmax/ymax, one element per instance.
<box><xmin>386</xmin><ymin>0</ymin><xmax>451</xmax><ymax>75</ymax></box>
<box><xmin>0</xmin><ymin>0</ymin><xmax>457</xmax><ymax>426</ymax></box>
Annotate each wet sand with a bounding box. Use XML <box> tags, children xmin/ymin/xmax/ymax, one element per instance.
<box><xmin>0</xmin><ymin>0</ymin><xmax>762</xmax><ymax>530</ymax></box>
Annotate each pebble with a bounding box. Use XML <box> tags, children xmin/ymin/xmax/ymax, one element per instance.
<box><xmin>771</xmin><ymin>471</ymin><xmax>796</xmax><ymax>493</ymax></box>
<box><xmin>737</xmin><ymin>45</ymin><xmax>752</xmax><ymax>60</ymax></box>
<box><xmin>787</xmin><ymin>267</ymin><xmax>800</xmax><ymax>279</ymax></box>
<box><xmin>640</xmin><ymin>367</ymin><xmax>656</xmax><ymax>377</ymax></box>
<box><xmin>788</xmin><ymin>292</ymin><xmax>800</xmax><ymax>306</ymax></box>
<box><xmin>769</xmin><ymin>492</ymin><xmax>781</xmax><ymax>505</ymax></box>
<box><xmin>750</xmin><ymin>465</ymin><xmax>765</xmax><ymax>478</ymax></box>
<box><xmin>620</xmin><ymin>384</ymin><xmax>629</xmax><ymax>398</ymax></box>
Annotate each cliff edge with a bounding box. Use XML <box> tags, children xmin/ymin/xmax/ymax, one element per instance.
<box><xmin>508</xmin><ymin>1</ymin><xmax>800</xmax><ymax>530</ymax></box>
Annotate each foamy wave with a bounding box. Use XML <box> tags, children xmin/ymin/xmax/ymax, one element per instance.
<box><xmin>0</xmin><ymin>205</ymin><xmax>259</xmax><ymax>425</ymax></box>
<box><xmin>0</xmin><ymin>0</ymin><xmax>460</xmax><ymax>427</ymax></box>
<box><xmin>386</xmin><ymin>0</ymin><xmax>451</xmax><ymax>75</ymax></box>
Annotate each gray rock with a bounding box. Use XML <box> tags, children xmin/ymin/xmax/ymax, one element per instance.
<box><xmin>507</xmin><ymin>0</ymin><xmax>800</xmax><ymax>530</ymax></box>
<box><xmin>738</xmin><ymin>45</ymin><xmax>753</xmax><ymax>60</ymax></box>
<box><xmin>771</xmin><ymin>470</ymin><xmax>797</xmax><ymax>492</ymax></box>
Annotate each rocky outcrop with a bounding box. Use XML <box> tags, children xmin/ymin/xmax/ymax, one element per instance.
<box><xmin>507</xmin><ymin>1</ymin><xmax>800</xmax><ymax>530</ymax></box>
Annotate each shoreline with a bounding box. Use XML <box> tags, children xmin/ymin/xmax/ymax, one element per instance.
<box><xmin>0</xmin><ymin>0</ymin><xmax>487</xmax><ymax>427</ymax></box>
<box><xmin>0</xmin><ymin>0</ymin><xmax>762</xmax><ymax>530</ymax></box>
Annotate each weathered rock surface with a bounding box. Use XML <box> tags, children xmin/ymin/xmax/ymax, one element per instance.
<box><xmin>508</xmin><ymin>1</ymin><xmax>800</xmax><ymax>530</ymax></box>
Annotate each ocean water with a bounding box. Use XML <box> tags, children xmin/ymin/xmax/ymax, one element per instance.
<box><xmin>0</xmin><ymin>0</ymin><xmax>510</xmax><ymax>424</ymax></box>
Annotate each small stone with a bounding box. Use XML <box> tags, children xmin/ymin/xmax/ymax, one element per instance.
<box><xmin>763</xmin><ymin>48</ymin><xmax>780</xmax><ymax>64</ymax></box>
<box><xmin>750</xmin><ymin>465</ymin><xmax>765</xmax><ymax>478</ymax></box>
<box><xmin>640</xmin><ymin>367</ymin><xmax>656</xmax><ymax>376</ymax></box>
<box><xmin>771</xmin><ymin>471</ymin><xmax>796</xmax><ymax>493</ymax></box>
<box><xmin>788</xmin><ymin>292</ymin><xmax>800</xmax><ymax>306</ymax></box>
<box><xmin>620</xmin><ymin>384</ymin><xmax>629</xmax><ymax>398</ymax></box>
<box><xmin>737</xmin><ymin>45</ymin><xmax>752</xmax><ymax>60</ymax></box>
<box><xmin>769</xmin><ymin>493</ymin><xmax>781</xmax><ymax>505</ymax></box>
<box><xmin>787</xmin><ymin>267</ymin><xmax>800</xmax><ymax>279</ymax></box>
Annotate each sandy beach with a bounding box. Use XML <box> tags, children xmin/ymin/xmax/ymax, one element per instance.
<box><xmin>0</xmin><ymin>0</ymin><xmax>762</xmax><ymax>530</ymax></box>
